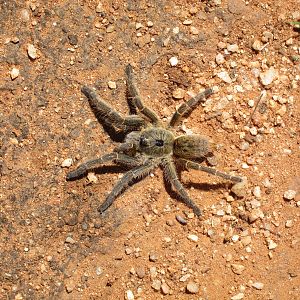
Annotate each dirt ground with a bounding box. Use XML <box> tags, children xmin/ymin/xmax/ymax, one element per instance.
<box><xmin>1</xmin><ymin>0</ymin><xmax>300</xmax><ymax>299</ymax></box>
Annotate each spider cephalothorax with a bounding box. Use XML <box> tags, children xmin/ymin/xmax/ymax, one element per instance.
<box><xmin>67</xmin><ymin>65</ymin><xmax>242</xmax><ymax>216</ymax></box>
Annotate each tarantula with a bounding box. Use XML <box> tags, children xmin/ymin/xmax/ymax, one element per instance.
<box><xmin>67</xmin><ymin>64</ymin><xmax>242</xmax><ymax>216</ymax></box>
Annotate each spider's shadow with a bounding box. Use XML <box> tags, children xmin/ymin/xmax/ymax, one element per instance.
<box><xmin>163</xmin><ymin>170</ymin><xmax>230</xmax><ymax>206</ymax></box>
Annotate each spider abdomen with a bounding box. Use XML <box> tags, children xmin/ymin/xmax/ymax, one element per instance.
<box><xmin>173</xmin><ymin>135</ymin><xmax>215</xmax><ymax>159</ymax></box>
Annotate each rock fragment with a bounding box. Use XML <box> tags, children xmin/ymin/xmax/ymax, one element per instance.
<box><xmin>10</xmin><ymin>67</ymin><xmax>20</xmax><ymax>80</ymax></box>
<box><xmin>61</xmin><ymin>158</ymin><xmax>73</xmax><ymax>167</ymax></box>
<box><xmin>107</xmin><ymin>81</ymin><xmax>117</xmax><ymax>89</ymax></box>
<box><xmin>231</xmin><ymin>180</ymin><xmax>247</xmax><ymax>197</ymax></box>
<box><xmin>161</xmin><ymin>282</ymin><xmax>170</xmax><ymax>295</ymax></box>
<box><xmin>187</xmin><ymin>234</ymin><xmax>199</xmax><ymax>242</ymax></box>
<box><xmin>172</xmin><ymin>88</ymin><xmax>185</xmax><ymax>99</ymax></box>
<box><xmin>169</xmin><ymin>56</ymin><xmax>178</xmax><ymax>66</ymax></box>
<box><xmin>231</xmin><ymin>263</ymin><xmax>245</xmax><ymax>275</ymax></box>
<box><xmin>125</xmin><ymin>290</ymin><xmax>134</xmax><ymax>300</ymax></box>
<box><xmin>186</xmin><ymin>281</ymin><xmax>199</xmax><ymax>294</ymax></box>
<box><xmin>252</xmin><ymin>282</ymin><xmax>264</xmax><ymax>290</ymax></box>
<box><xmin>27</xmin><ymin>44</ymin><xmax>38</xmax><ymax>60</ymax></box>
<box><xmin>217</xmin><ymin>71</ymin><xmax>232</xmax><ymax>83</ymax></box>
<box><xmin>151</xmin><ymin>279</ymin><xmax>161</xmax><ymax>291</ymax></box>
<box><xmin>259</xmin><ymin>67</ymin><xmax>278</xmax><ymax>86</ymax></box>
<box><xmin>283</xmin><ymin>190</ymin><xmax>296</xmax><ymax>201</ymax></box>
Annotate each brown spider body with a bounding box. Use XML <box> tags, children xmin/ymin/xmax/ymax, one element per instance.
<box><xmin>67</xmin><ymin>65</ymin><xmax>242</xmax><ymax>216</ymax></box>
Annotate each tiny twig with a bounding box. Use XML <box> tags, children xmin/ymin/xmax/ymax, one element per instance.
<box><xmin>246</xmin><ymin>90</ymin><xmax>266</xmax><ymax>126</ymax></box>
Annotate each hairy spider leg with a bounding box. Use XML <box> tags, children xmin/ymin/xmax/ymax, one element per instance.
<box><xmin>180</xmin><ymin>159</ymin><xmax>243</xmax><ymax>183</ymax></box>
<box><xmin>125</xmin><ymin>64</ymin><xmax>161</xmax><ymax>125</ymax></box>
<box><xmin>169</xmin><ymin>88</ymin><xmax>214</xmax><ymax>127</ymax></box>
<box><xmin>98</xmin><ymin>159</ymin><xmax>159</xmax><ymax>213</ymax></box>
<box><xmin>162</xmin><ymin>157</ymin><xmax>202</xmax><ymax>216</ymax></box>
<box><xmin>66</xmin><ymin>153</ymin><xmax>141</xmax><ymax>180</ymax></box>
<box><xmin>81</xmin><ymin>86</ymin><xmax>145</xmax><ymax>132</ymax></box>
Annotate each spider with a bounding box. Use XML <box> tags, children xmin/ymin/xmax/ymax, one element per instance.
<box><xmin>66</xmin><ymin>64</ymin><xmax>242</xmax><ymax>216</ymax></box>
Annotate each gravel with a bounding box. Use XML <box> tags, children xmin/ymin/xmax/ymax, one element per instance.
<box><xmin>151</xmin><ymin>279</ymin><xmax>161</xmax><ymax>291</ymax></box>
<box><xmin>10</xmin><ymin>67</ymin><xmax>19</xmax><ymax>80</ymax></box>
<box><xmin>125</xmin><ymin>290</ymin><xmax>134</xmax><ymax>300</ymax></box>
<box><xmin>172</xmin><ymin>88</ymin><xmax>185</xmax><ymax>99</ymax></box>
<box><xmin>231</xmin><ymin>264</ymin><xmax>245</xmax><ymax>275</ymax></box>
<box><xmin>175</xmin><ymin>215</ymin><xmax>187</xmax><ymax>225</ymax></box>
<box><xmin>231</xmin><ymin>180</ymin><xmax>247</xmax><ymax>197</ymax></box>
<box><xmin>27</xmin><ymin>44</ymin><xmax>38</xmax><ymax>59</ymax></box>
<box><xmin>61</xmin><ymin>158</ymin><xmax>73</xmax><ymax>167</ymax></box>
<box><xmin>107</xmin><ymin>81</ymin><xmax>117</xmax><ymax>89</ymax></box>
<box><xmin>252</xmin><ymin>282</ymin><xmax>264</xmax><ymax>290</ymax></box>
<box><xmin>186</xmin><ymin>281</ymin><xmax>199</xmax><ymax>294</ymax></box>
<box><xmin>283</xmin><ymin>190</ymin><xmax>296</xmax><ymax>201</ymax></box>
<box><xmin>169</xmin><ymin>56</ymin><xmax>178</xmax><ymax>66</ymax></box>
<box><xmin>259</xmin><ymin>67</ymin><xmax>278</xmax><ymax>86</ymax></box>
<box><xmin>187</xmin><ymin>234</ymin><xmax>199</xmax><ymax>242</ymax></box>
<box><xmin>149</xmin><ymin>251</ymin><xmax>159</xmax><ymax>262</ymax></box>
<box><xmin>161</xmin><ymin>282</ymin><xmax>170</xmax><ymax>295</ymax></box>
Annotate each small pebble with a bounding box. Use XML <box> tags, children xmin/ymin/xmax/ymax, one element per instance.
<box><xmin>96</xmin><ymin>266</ymin><xmax>103</xmax><ymax>276</ymax></box>
<box><xmin>180</xmin><ymin>274</ymin><xmax>191</xmax><ymax>282</ymax></box>
<box><xmin>241</xmin><ymin>236</ymin><xmax>252</xmax><ymax>246</ymax></box>
<box><xmin>252</xmin><ymin>282</ymin><xmax>264</xmax><ymax>290</ymax></box>
<box><xmin>183</xmin><ymin>19</ymin><xmax>193</xmax><ymax>25</ymax></box>
<box><xmin>87</xmin><ymin>172</ymin><xmax>98</xmax><ymax>183</ymax></box>
<box><xmin>217</xmin><ymin>71</ymin><xmax>232</xmax><ymax>83</ymax></box>
<box><xmin>285</xmin><ymin>220</ymin><xmax>293</xmax><ymax>228</ymax></box>
<box><xmin>283</xmin><ymin>190</ymin><xmax>296</xmax><ymax>201</ymax></box>
<box><xmin>259</xmin><ymin>67</ymin><xmax>278</xmax><ymax>86</ymax></box>
<box><xmin>149</xmin><ymin>251</ymin><xmax>159</xmax><ymax>262</ymax></box>
<box><xmin>96</xmin><ymin>2</ymin><xmax>104</xmax><ymax>13</ymax></box>
<box><xmin>231</xmin><ymin>264</ymin><xmax>245</xmax><ymax>275</ymax></box>
<box><xmin>231</xmin><ymin>293</ymin><xmax>244</xmax><ymax>300</ymax></box>
<box><xmin>151</xmin><ymin>279</ymin><xmax>161</xmax><ymax>291</ymax></box>
<box><xmin>172</xmin><ymin>88</ymin><xmax>185</xmax><ymax>99</ymax></box>
<box><xmin>248</xmin><ymin>99</ymin><xmax>255</xmax><ymax>107</ymax></box>
<box><xmin>240</xmin><ymin>141</ymin><xmax>250</xmax><ymax>151</ymax></box>
<box><xmin>253</xmin><ymin>186</ymin><xmax>261</xmax><ymax>198</ymax></box>
<box><xmin>61</xmin><ymin>158</ymin><xmax>73</xmax><ymax>167</ymax></box>
<box><xmin>65</xmin><ymin>236</ymin><xmax>76</xmax><ymax>244</ymax></box>
<box><xmin>20</xmin><ymin>8</ymin><xmax>30</xmax><ymax>22</ymax></box>
<box><xmin>186</xmin><ymin>281</ymin><xmax>199</xmax><ymax>294</ymax></box>
<box><xmin>248</xmin><ymin>208</ymin><xmax>264</xmax><ymax>223</ymax></box>
<box><xmin>125</xmin><ymin>290</ymin><xmax>134</xmax><ymax>300</ymax></box>
<box><xmin>135</xmin><ymin>22</ymin><xmax>143</xmax><ymax>30</ymax></box>
<box><xmin>187</xmin><ymin>234</ymin><xmax>199</xmax><ymax>242</ymax></box>
<box><xmin>10</xmin><ymin>67</ymin><xmax>19</xmax><ymax>80</ymax></box>
<box><xmin>125</xmin><ymin>247</ymin><xmax>133</xmax><ymax>255</ymax></box>
<box><xmin>252</xmin><ymin>40</ymin><xmax>264</xmax><ymax>51</ymax></box>
<box><xmin>107</xmin><ymin>81</ymin><xmax>117</xmax><ymax>89</ymax></box>
<box><xmin>65</xmin><ymin>280</ymin><xmax>75</xmax><ymax>293</ymax></box>
<box><xmin>232</xmin><ymin>235</ymin><xmax>239</xmax><ymax>242</ymax></box>
<box><xmin>267</xmin><ymin>239</ymin><xmax>277</xmax><ymax>250</ymax></box>
<box><xmin>27</xmin><ymin>44</ymin><xmax>38</xmax><ymax>59</ymax></box>
<box><xmin>249</xmin><ymin>127</ymin><xmax>258</xmax><ymax>136</ymax></box>
<box><xmin>106</xmin><ymin>25</ymin><xmax>115</xmax><ymax>33</ymax></box>
<box><xmin>147</xmin><ymin>21</ymin><xmax>153</xmax><ymax>27</ymax></box>
<box><xmin>190</xmin><ymin>26</ymin><xmax>199</xmax><ymax>35</ymax></box>
<box><xmin>176</xmin><ymin>215</ymin><xmax>187</xmax><ymax>225</ymax></box>
<box><xmin>169</xmin><ymin>56</ymin><xmax>178</xmax><ymax>66</ymax></box>
<box><xmin>262</xmin><ymin>31</ymin><xmax>273</xmax><ymax>42</ymax></box>
<box><xmin>215</xmin><ymin>53</ymin><xmax>225</xmax><ymax>65</ymax></box>
<box><xmin>161</xmin><ymin>282</ymin><xmax>170</xmax><ymax>295</ymax></box>
<box><xmin>285</xmin><ymin>38</ymin><xmax>293</xmax><ymax>46</ymax></box>
<box><xmin>136</xmin><ymin>266</ymin><xmax>146</xmax><ymax>279</ymax></box>
<box><xmin>227</xmin><ymin>44</ymin><xmax>239</xmax><ymax>52</ymax></box>
<box><xmin>231</xmin><ymin>180</ymin><xmax>247</xmax><ymax>197</ymax></box>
